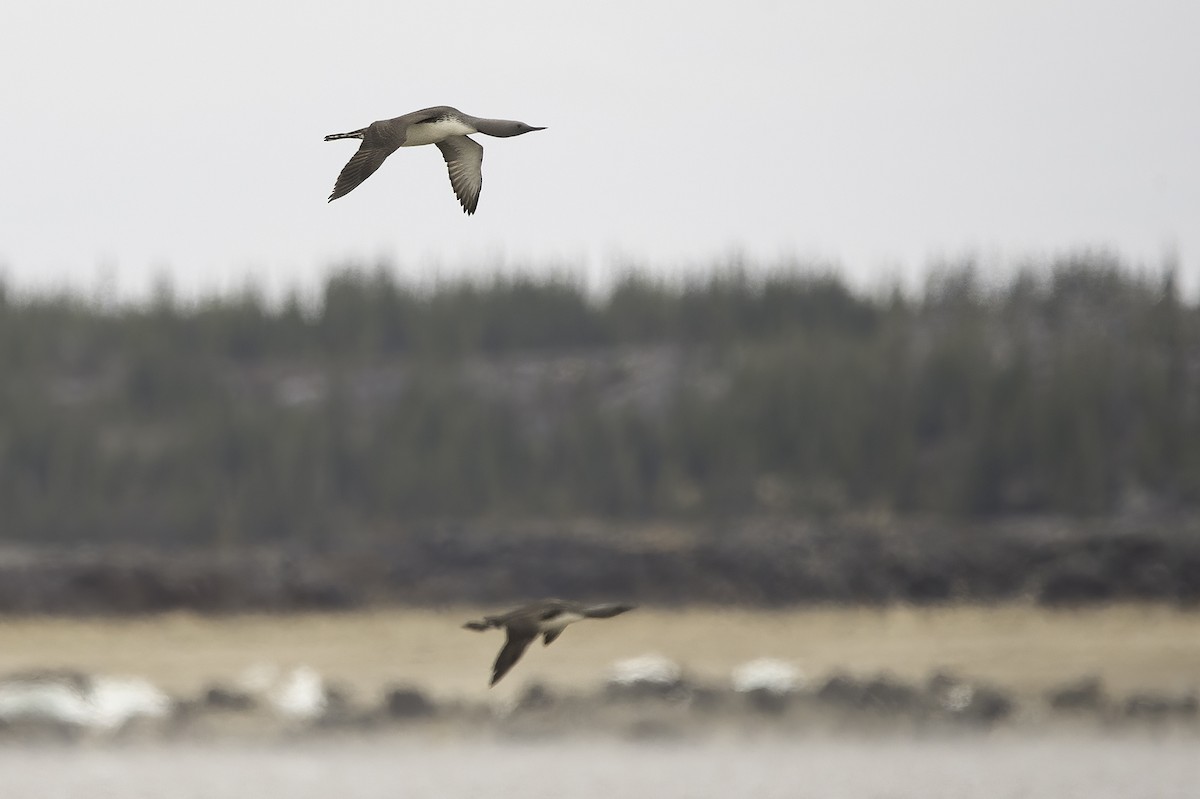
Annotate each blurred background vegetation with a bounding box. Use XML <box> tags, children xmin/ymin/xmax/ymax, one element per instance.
<box><xmin>0</xmin><ymin>252</ymin><xmax>1196</xmax><ymax>550</ymax></box>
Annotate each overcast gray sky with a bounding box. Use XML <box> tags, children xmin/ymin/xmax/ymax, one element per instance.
<box><xmin>2</xmin><ymin>0</ymin><xmax>1197</xmax><ymax>302</ymax></box>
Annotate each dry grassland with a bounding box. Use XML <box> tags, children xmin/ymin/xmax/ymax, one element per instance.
<box><xmin>1</xmin><ymin>604</ymin><xmax>1196</xmax><ymax>702</ymax></box>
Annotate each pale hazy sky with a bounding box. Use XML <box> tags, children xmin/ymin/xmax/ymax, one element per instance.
<box><xmin>2</xmin><ymin>1</ymin><xmax>1197</xmax><ymax>301</ymax></box>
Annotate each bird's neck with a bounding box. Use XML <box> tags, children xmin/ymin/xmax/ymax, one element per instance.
<box><xmin>472</xmin><ymin>118</ymin><xmax>526</xmax><ymax>138</ymax></box>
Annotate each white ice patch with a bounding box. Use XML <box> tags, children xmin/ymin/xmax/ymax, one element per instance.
<box><xmin>0</xmin><ymin>674</ymin><xmax>170</xmax><ymax>730</ymax></box>
<box><xmin>731</xmin><ymin>658</ymin><xmax>805</xmax><ymax>694</ymax></box>
<box><xmin>270</xmin><ymin>666</ymin><xmax>327</xmax><ymax>720</ymax></box>
<box><xmin>608</xmin><ymin>654</ymin><xmax>682</xmax><ymax>686</ymax></box>
<box><xmin>87</xmin><ymin>676</ymin><xmax>172</xmax><ymax>729</ymax></box>
<box><xmin>237</xmin><ymin>663</ymin><xmax>328</xmax><ymax>720</ymax></box>
<box><xmin>0</xmin><ymin>678</ymin><xmax>92</xmax><ymax>726</ymax></box>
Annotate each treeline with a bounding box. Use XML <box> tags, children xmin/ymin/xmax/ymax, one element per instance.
<box><xmin>0</xmin><ymin>253</ymin><xmax>1196</xmax><ymax>547</ymax></box>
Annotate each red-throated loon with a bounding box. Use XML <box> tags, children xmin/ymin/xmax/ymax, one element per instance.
<box><xmin>463</xmin><ymin>599</ymin><xmax>636</xmax><ymax>686</ymax></box>
<box><xmin>324</xmin><ymin>105</ymin><xmax>545</xmax><ymax>213</ymax></box>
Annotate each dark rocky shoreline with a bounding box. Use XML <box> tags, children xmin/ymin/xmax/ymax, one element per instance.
<box><xmin>2</xmin><ymin>665</ymin><xmax>1197</xmax><ymax>744</ymax></box>
<box><xmin>1</xmin><ymin>516</ymin><xmax>1198</xmax><ymax>614</ymax></box>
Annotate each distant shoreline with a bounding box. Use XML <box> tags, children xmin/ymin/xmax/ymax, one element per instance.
<box><xmin>1</xmin><ymin>605</ymin><xmax>1198</xmax><ymax>743</ymax></box>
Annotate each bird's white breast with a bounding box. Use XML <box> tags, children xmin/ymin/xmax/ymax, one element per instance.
<box><xmin>539</xmin><ymin>611</ymin><xmax>585</xmax><ymax>632</ymax></box>
<box><xmin>402</xmin><ymin>118</ymin><xmax>476</xmax><ymax>147</ymax></box>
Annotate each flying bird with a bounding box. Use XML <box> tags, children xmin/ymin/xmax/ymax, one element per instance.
<box><xmin>324</xmin><ymin>105</ymin><xmax>545</xmax><ymax>214</ymax></box>
<box><xmin>463</xmin><ymin>599</ymin><xmax>636</xmax><ymax>686</ymax></box>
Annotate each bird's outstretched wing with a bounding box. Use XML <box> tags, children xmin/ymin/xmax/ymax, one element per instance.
<box><xmin>491</xmin><ymin>629</ymin><xmax>535</xmax><ymax>686</ymax></box>
<box><xmin>435</xmin><ymin>135</ymin><xmax>484</xmax><ymax>215</ymax></box>
<box><xmin>328</xmin><ymin>142</ymin><xmax>398</xmax><ymax>202</ymax></box>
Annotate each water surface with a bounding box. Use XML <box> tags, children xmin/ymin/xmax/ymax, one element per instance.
<box><xmin>2</xmin><ymin>734</ymin><xmax>1195</xmax><ymax>799</ymax></box>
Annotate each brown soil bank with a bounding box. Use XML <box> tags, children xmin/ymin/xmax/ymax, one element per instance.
<box><xmin>1</xmin><ymin>516</ymin><xmax>1198</xmax><ymax>614</ymax></box>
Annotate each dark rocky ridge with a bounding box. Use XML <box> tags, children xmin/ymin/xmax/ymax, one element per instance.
<box><xmin>1</xmin><ymin>516</ymin><xmax>1197</xmax><ymax>614</ymax></box>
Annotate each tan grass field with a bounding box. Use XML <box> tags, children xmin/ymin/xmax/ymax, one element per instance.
<box><xmin>1</xmin><ymin>604</ymin><xmax>1197</xmax><ymax>702</ymax></box>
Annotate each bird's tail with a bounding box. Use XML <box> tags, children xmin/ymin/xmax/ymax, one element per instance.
<box><xmin>324</xmin><ymin>128</ymin><xmax>367</xmax><ymax>142</ymax></box>
<box><xmin>462</xmin><ymin>616</ymin><xmax>500</xmax><ymax>631</ymax></box>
